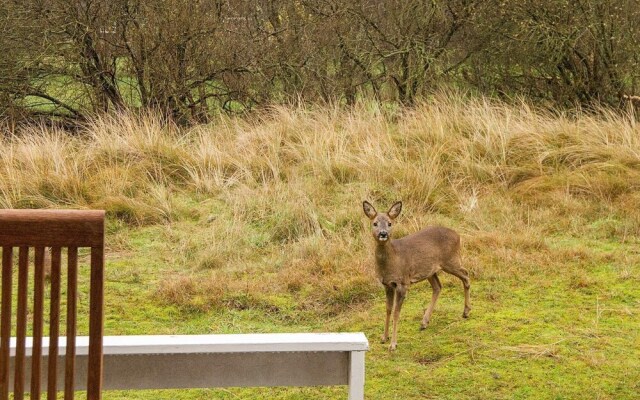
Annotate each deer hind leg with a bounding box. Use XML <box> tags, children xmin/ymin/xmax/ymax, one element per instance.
<box><xmin>381</xmin><ymin>284</ymin><xmax>394</xmax><ymax>343</ymax></box>
<box><xmin>389</xmin><ymin>283</ymin><xmax>407</xmax><ymax>351</ymax></box>
<box><xmin>421</xmin><ymin>274</ymin><xmax>442</xmax><ymax>330</ymax></box>
<box><xmin>444</xmin><ymin>260</ymin><xmax>471</xmax><ymax>318</ymax></box>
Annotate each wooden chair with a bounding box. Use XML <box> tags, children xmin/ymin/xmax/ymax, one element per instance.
<box><xmin>0</xmin><ymin>210</ymin><xmax>105</xmax><ymax>400</ymax></box>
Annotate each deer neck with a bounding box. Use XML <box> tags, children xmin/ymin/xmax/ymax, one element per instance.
<box><xmin>374</xmin><ymin>241</ymin><xmax>397</xmax><ymax>274</ymax></box>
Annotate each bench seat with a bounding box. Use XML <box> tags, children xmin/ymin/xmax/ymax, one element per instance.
<box><xmin>10</xmin><ymin>333</ymin><xmax>369</xmax><ymax>399</ymax></box>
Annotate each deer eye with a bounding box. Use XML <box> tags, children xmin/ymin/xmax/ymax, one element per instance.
<box><xmin>373</xmin><ymin>222</ymin><xmax>378</xmax><ymax>227</ymax></box>
<box><xmin>388</xmin><ymin>223</ymin><xmax>392</xmax><ymax>227</ymax></box>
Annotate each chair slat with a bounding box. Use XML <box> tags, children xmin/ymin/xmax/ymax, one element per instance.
<box><xmin>14</xmin><ymin>247</ymin><xmax>29</xmax><ymax>400</ymax></box>
<box><xmin>64</xmin><ymin>247</ymin><xmax>78</xmax><ymax>400</ymax></box>
<box><xmin>0</xmin><ymin>247</ymin><xmax>13</xmax><ymax>400</ymax></box>
<box><xmin>47</xmin><ymin>248</ymin><xmax>62</xmax><ymax>400</ymax></box>
<box><xmin>31</xmin><ymin>247</ymin><xmax>46</xmax><ymax>399</ymax></box>
<box><xmin>87</xmin><ymin>246</ymin><xmax>104</xmax><ymax>400</ymax></box>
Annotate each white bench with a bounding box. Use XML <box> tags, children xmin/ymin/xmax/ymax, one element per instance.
<box><xmin>10</xmin><ymin>332</ymin><xmax>369</xmax><ymax>399</ymax></box>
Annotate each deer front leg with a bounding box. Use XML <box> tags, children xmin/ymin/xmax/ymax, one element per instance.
<box><xmin>381</xmin><ymin>284</ymin><xmax>395</xmax><ymax>343</ymax></box>
<box><xmin>389</xmin><ymin>283</ymin><xmax>407</xmax><ymax>351</ymax></box>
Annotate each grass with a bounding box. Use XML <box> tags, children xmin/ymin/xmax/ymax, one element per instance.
<box><xmin>1</xmin><ymin>93</ymin><xmax>639</xmax><ymax>398</ymax></box>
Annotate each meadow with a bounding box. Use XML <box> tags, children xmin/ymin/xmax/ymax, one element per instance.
<box><xmin>1</xmin><ymin>94</ymin><xmax>639</xmax><ymax>399</ymax></box>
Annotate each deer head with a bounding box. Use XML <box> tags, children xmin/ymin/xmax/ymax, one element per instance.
<box><xmin>362</xmin><ymin>201</ymin><xmax>402</xmax><ymax>244</ymax></box>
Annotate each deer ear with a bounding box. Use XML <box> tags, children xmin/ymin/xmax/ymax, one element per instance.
<box><xmin>387</xmin><ymin>201</ymin><xmax>402</xmax><ymax>219</ymax></box>
<box><xmin>363</xmin><ymin>201</ymin><xmax>377</xmax><ymax>219</ymax></box>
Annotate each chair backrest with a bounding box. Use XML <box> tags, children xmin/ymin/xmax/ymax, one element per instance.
<box><xmin>0</xmin><ymin>210</ymin><xmax>105</xmax><ymax>400</ymax></box>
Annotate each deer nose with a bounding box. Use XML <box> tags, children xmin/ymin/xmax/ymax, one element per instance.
<box><xmin>379</xmin><ymin>231</ymin><xmax>388</xmax><ymax>239</ymax></box>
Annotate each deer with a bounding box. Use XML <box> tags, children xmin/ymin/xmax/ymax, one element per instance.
<box><xmin>363</xmin><ymin>201</ymin><xmax>471</xmax><ymax>351</ymax></box>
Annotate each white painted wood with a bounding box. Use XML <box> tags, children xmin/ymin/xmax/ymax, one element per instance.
<box><xmin>348</xmin><ymin>351</ymin><xmax>366</xmax><ymax>400</ymax></box>
<box><xmin>9</xmin><ymin>333</ymin><xmax>369</xmax><ymax>397</ymax></box>
<box><xmin>10</xmin><ymin>332</ymin><xmax>368</xmax><ymax>356</ymax></box>
<box><xmin>100</xmin><ymin>352</ymin><xmax>351</xmax><ymax>389</ymax></box>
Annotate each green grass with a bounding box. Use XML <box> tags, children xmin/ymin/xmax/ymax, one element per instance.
<box><xmin>92</xmin><ymin>221</ymin><xmax>639</xmax><ymax>399</ymax></box>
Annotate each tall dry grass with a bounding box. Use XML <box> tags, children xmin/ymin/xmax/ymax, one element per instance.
<box><xmin>2</xmin><ymin>94</ymin><xmax>639</xmax><ymax>315</ymax></box>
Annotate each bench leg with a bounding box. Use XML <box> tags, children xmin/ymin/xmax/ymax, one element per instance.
<box><xmin>348</xmin><ymin>351</ymin><xmax>365</xmax><ymax>400</ymax></box>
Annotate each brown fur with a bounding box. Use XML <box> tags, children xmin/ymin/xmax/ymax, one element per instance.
<box><xmin>363</xmin><ymin>201</ymin><xmax>471</xmax><ymax>351</ymax></box>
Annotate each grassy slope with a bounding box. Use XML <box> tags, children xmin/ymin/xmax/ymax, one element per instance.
<box><xmin>101</xmin><ymin>212</ymin><xmax>640</xmax><ymax>400</ymax></box>
<box><xmin>1</xmin><ymin>95</ymin><xmax>639</xmax><ymax>399</ymax></box>
<box><xmin>97</xmin><ymin>231</ymin><xmax>640</xmax><ymax>400</ymax></box>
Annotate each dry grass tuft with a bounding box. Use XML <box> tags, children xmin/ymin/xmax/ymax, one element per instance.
<box><xmin>502</xmin><ymin>341</ymin><xmax>564</xmax><ymax>359</ymax></box>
